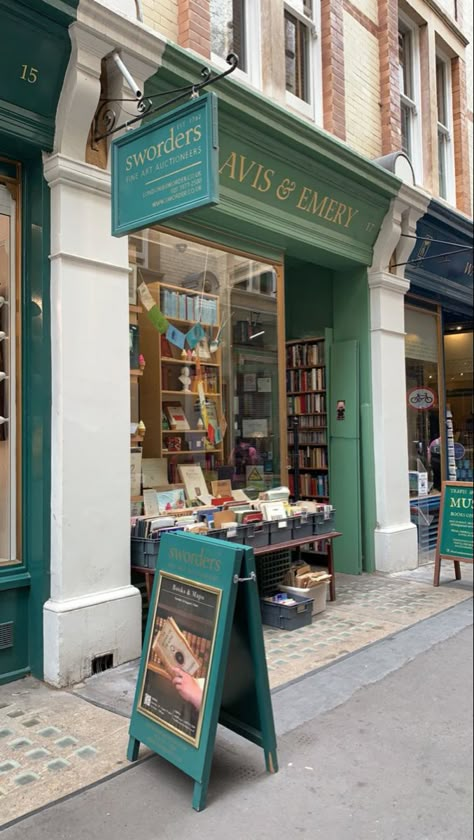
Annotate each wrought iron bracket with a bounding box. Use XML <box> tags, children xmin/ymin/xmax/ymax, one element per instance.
<box><xmin>91</xmin><ymin>53</ymin><xmax>239</xmax><ymax>149</ymax></box>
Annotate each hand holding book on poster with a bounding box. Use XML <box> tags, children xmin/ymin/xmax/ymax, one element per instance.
<box><xmin>172</xmin><ymin>670</ymin><xmax>205</xmax><ymax>711</ymax></box>
<box><xmin>153</xmin><ymin>617</ymin><xmax>200</xmax><ymax>677</ymax></box>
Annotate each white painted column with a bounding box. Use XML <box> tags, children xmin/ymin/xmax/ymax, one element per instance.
<box><xmin>42</xmin><ymin>11</ymin><xmax>163</xmax><ymax>686</ymax></box>
<box><xmin>43</xmin><ymin>154</ymin><xmax>141</xmax><ymax>686</ymax></box>
<box><xmin>369</xmin><ymin>271</ymin><xmax>418</xmax><ymax>572</ymax></box>
<box><xmin>369</xmin><ymin>189</ymin><xmax>429</xmax><ymax>572</ymax></box>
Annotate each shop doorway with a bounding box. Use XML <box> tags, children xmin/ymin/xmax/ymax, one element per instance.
<box><xmin>284</xmin><ymin>257</ymin><xmax>370</xmax><ymax>575</ymax></box>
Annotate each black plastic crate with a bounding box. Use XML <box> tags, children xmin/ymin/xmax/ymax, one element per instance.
<box><xmin>255</xmin><ymin>549</ymin><xmax>292</xmax><ymax>597</ymax></box>
<box><xmin>131</xmin><ymin>537</ymin><xmax>160</xmax><ymax>569</ymax></box>
<box><xmin>314</xmin><ymin>510</ymin><xmax>336</xmax><ymax>535</ymax></box>
<box><xmin>260</xmin><ymin>593</ymin><xmax>313</xmax><ymax>630</ymax></box>
<box><xmin>245</xmin><ymin>521</ymin><xmax>271</xmax><ymax>549</ymax></box>
<box><xmin>291</xmin><ymin>513</ymin><xmax>315</xmax><ymax>540</ymax></box>
<box><xmin>268</xmin><ymin>519</ymin><xmax>293</xmax><ymax>545</ymax></box>
<box><xmin>206</xmin><ymin>525</ymin><xmax>247</xmax><ymax>544</ymax></box>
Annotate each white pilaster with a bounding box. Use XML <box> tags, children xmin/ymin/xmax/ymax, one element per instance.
<box><xmin>369</xmin><ymin>188</ymin><xmax>430</xmax><ymax>572</ymax></box>
<box><xmin>43</xmin><ymin>7</ymin><xmax>164</xmax><ymax>686</ymax></box>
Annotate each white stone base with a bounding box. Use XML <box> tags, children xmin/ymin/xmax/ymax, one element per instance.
<box><xmin>374</xmin><ymin>522</ymin><xmax>419</xmax><ymax>574</ymax></box>
<box><xmin>43</xmin><ymin>585</ymin><xmax>142</xmax><ymax>687</ymax></box>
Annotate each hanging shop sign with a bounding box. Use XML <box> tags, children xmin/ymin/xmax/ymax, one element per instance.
<box><xmin>434</xmin><ymin>481</ymin><xmax>473</xmax><ymax>585</ymax></box>
<box><xmin>407</xmin><ymin>386</ymin><xmax>437</xmax><ymax>411</ymax></box>
<box><xmin>111</xmin><ymin>94</ymin><xmax>219</xmax><ymax>236</ymax></box>
<box><xmin>128</xmin><ymin>531</ymin><xmax>278</xmax><ymax>812</ymax></box>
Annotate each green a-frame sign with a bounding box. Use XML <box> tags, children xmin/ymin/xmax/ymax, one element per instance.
<box><xmin>127</xmin><ymin>531</ymin><xmax>278</xmax><ymax>811</ymax></box>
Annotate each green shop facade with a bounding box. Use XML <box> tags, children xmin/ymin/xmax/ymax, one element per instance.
<box><xmin>123</xmin><ymin>45</ymin><xmax>402</xmax><ymax>576</ymax></box>
<box><xmin>0</xmin><ymin>0</ymin><xmax>78</xmax><ymax>684</ymax></box>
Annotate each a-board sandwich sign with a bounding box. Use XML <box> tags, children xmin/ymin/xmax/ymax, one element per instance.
<box><xmin>111</xmin><ymin>93</ymin><xmax>219</xmax><ymax>236</ymax></box>
<box><xmin>127</xmin><ymin>531</ymin><xmax>278</xmax><ymax>811</ymax></box>
<box><xmin>434</xmin><ymin>481</ymin><xmax>473</xmax><ymax>586</ymax></box>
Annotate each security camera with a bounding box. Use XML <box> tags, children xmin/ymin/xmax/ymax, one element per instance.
<box><xmin>112</xmin><ymin>52</ymin><xmax>142</xmax><ymax>100</ymax></box>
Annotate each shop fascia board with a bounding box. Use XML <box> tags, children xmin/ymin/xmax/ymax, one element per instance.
<box><xmin>209</xmin><ymin>187</ymin><xmax>374</xmax><ymax>267</ymax></box>
<box><xmin>161</xmin><ymin>190</ymin><xmax>373</xmax><ymax>270</ymax></box>
<box><xmin>150</xmin><ymin>43</ymin><xmax>401</xmax><ymax>202</ymax></box>
<box><xmin>424</xmin><ymin>197</ymin><xmax>474</xmax><ymax>240</ymax></box>
<box><xmin>1</xmin><ymin>0</ymin><xmax>78</xmax><ymax>27</ymax></box>
<box><xmin>0</xmin><ymin>100</ymin><xmax>55</xmax><ymax>150</ymax></box>
<box><xmin>218</xmin><ymin>112</ymin><xmax>390</xmax><ymax>218</ymax></box>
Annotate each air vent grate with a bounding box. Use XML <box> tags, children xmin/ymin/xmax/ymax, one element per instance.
<box><xmin>0</xmin><ymin>622</ymin><xmax>14</xmax><ymax>650</ymax></box>
<box><xmin>91</xmin><ymin>653</ymin><xmax>113</xmax><ymax>675</ymax></box>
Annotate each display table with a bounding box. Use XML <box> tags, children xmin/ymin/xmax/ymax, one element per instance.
<box><xmin>132</xmin><ymin>531</ymin><xmax>342</xmax><ymax>604</ymax></box>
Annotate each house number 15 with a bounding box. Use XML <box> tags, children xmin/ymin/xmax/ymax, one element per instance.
<box><xmin>20</xmin><ymin>65</ymin><xmax>39</xmax><ymax>84</ymax></box>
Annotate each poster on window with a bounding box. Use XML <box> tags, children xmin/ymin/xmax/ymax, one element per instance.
<box><xmin>138</xmin><ymin>573</ymin><xmax>221</xmax><ymax>747</ymax></box>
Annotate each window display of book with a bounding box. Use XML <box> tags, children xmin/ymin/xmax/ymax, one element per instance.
<box><xmin>138</xmin><ymin>280</ymin><xmax>225</xmax><ymax>498</ymax></box>
<box><xmin>286</xmin><ymin>337</ymin><xmax>330</xmax><ymax>502</ymax></box>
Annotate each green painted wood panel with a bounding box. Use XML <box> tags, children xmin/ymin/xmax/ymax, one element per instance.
<box><xmin>329</xmin><ymin>340</ymin><xmax>362</xmax><ymax>575</ymax></box>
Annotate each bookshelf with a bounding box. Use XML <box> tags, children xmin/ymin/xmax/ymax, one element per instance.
<box><xmin>139</xmin><ymin>280</ymin><xmax>224</xmax><ymax>486</ymax></box>
<box><xmin>286</xmin><ymin>337</ymin><xmax>329</xmax><ymax>501</ymax></box>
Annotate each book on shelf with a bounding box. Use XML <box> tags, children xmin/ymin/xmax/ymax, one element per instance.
<box><xmin>286</xmin><ymin>368</ymin><xmax>326</xmax><ymax>392</ymax></box>
<box><xmin>130</xmin><ymin>449</ymin><xmax>142</xmax><ymax>497</ymax></box>
<box><xmin>286</xmin><ymin>337</ymin><xmax>329</xmax><ymax>502</ymax></box>
<box><xmin>142</xmin><ymin>458</ymin><xmax>169</xmax><ymax>488</ymax></box>
<box><xmin>178</xmin><ymin>464</ymin><xmax>213</xmax><ymax>505</ymax></box>
<box><xmin>287</xmin><ymin>394</ymin><xmax>326</xmax><ymax>414</ymax></box>
<box><xmin>161</xmin><ymin>287</ymin><xmax>218</xmax><ymax>325</ymax></box>
<box><xmin>286</xmin><ymin>341</ymin><xmax>325</xmax><ymax>367</ymax></box>
<box><xmin>164</xmin><ymin>402</ymin><xmax>191</xmax><ymax>431</ymax></box>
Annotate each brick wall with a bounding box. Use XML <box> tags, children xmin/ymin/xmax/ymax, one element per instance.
<box><xmin>141</xmin><ymin>0</ymin><xmax>178</xmax><ymax>41</ymax></box>
<box><xmin>321</xmin><ymin>0</ymin><xmax>346</xmax><ymax>140</ymax></box>
<box><xmin>378</xmin><ymin>0</ymin><xmax>401</xmax><ymax>154</ymax></box>
<box><xmin>452</xmin><ymin>56</ymin><xmax>472</xmax><ymax>214</ymax></box>
<box><xmin>178</xmin><ymin>0</ymin><xmax>210</xmax><ymax>57</ymax></box>
<box><xmin>344</xmin><ymin>10</ymin><xmax>383</xmax><ymax>158</ymax></box>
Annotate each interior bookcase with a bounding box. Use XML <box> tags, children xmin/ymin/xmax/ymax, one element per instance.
<box><xmin>139</xmin><ymin>280</ymin><xmax>224</xmax><ymax>487</ymax></box>
<box><xmin>286</xmin><ymin>337</ymin><xmax>329</xmax><ymax>502</ymax></box>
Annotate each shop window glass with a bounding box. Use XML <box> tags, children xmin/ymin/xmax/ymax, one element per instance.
<box><xmin>211</xmin><ymin>0</ymin><xmax>247</xmax><ymax>71</ymax></box>
<box><xmin>398</xmin><ymin>17</ymin><xmax>422</xmax><ymax>180</ymax></box>
<box><xmin>129</xmin><ymin>229</ymin><xmax>282</xmax><ymax>511</ymax></box>
<box><xmin>444</xmin><ymin>329</ymin><xmax>474</xmax><ymax>482</ymax></box>
<box><xmin>436</xmin><ymin>55</ymin><xmax>455</xmax><ymax>202</ymax></box>
<box><xmin>405</xmin><ymin>307</ymin><xmax>441</xmax><ymax>494</ymax></box>
<box><xmin>0</xmin><ymin>186</ymin><xmax>18</xmax><ymax>565</ymax></box>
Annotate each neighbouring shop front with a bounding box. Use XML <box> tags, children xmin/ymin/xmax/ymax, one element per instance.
<box><xmin>0</xmin><ymin>0</ymin><xmax>77</xmax><ymax>684</ymax></box>
<box><xmin>404</xmin><ymin>200</ymin><xmax>473</xmax><ymax>565</ymax></box>
<box><xmin>119</xmin><ymin>42</ymin><xmax>401</xmax><ymax>586</ymax></box>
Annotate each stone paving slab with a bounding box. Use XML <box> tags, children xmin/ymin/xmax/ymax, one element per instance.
<box><xmin>1</xmin><ymin>567</ymin><xmax>472</xmax><ymax>826</ymax></box>
<box><xmin>0</xmin><ymin>678</ymin><xmax>147</xmax><ymax>826</ymax></box>
<box><xmin>266</xmin><ymin>569</ymin><xmax>472</xmax><ymax>688</ymax></box>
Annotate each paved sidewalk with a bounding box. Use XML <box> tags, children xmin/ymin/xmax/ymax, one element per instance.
<box><xmin>0</xmin><ymin>564</ymin><xmax>471</xmax><ymax>825</ymax></box>
<box><xmin>2</xmin><ymin>601</ymin><xmax>472</xmax><ymax>839</ymax></box>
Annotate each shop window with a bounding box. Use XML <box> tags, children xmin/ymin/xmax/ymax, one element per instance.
<box><xmin>0</xmin><ymin>184</ymin><xmax>19</xmax><ymax>566</ymax></box>
<box><xmin>405</xmin><ymin>306</ymin><xmax>442</xmax><ymax>493</ymax></box>
<box><xmin>284</xmin><ymin>0</ymin><xmax>321</xmax><ymax>121</ymax></box>
<box><xmin>398</xmin><ymin>16</ymin><xmax>422</xmax><ymax>182</ymax></box>
<box><xmin>436</xmin><ymin>53</ymin><xmax>455</xmax><ymax>203</ymax></box>
<box><xmin>129</xmin><ymin>230</ymin><xmax>283</xmax><ymax>514</ymax></box>
<box><xmin>210</xmin><ymin>0</ymin><xmax>261</xmax><ymax>87</ymax></box>
<box><xmin>405</xmin><ymin>305</ymin><xmax>443</xmax><ymax>565</ymax></box>
<box><xmin>444</xmin><ymin>327</ymin><xmax>474</xmax><ymax>482</ymax></box>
